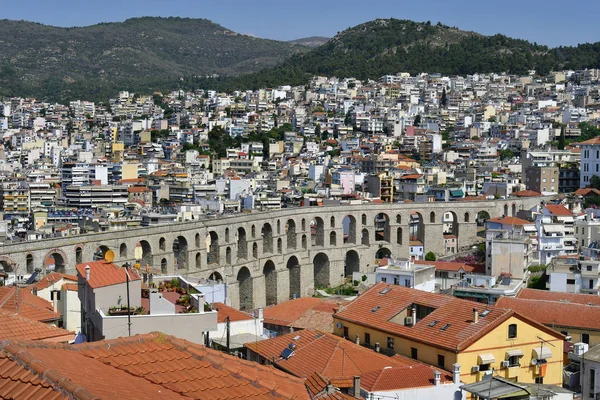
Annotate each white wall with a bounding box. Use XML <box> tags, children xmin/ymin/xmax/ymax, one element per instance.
<box><xmin>213</xmin><ymin>317</ymin><xmax>264</xmax><ymax>342</ymax></box>
<box><xmin>363</xmin><ymin>383</ymin><xmax>464</xmax><ymax>400</ymax></box>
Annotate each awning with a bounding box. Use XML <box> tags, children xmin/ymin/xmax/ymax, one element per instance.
<box><xmin>450</xmin><ymin>189</ymin><xmax>464</xmax><ymax>197</ymax></box>
<box><xmin>506</xmin><ymin>349</ymin><xmax>524</xmax><ymax>358</ymax></box>
<box><xmin>478</xmin><ymin>353</ymin><xmax>496</xmax><ymax>365</ymax></box>
<box><xmin>533</xmin><ymin>347</ymin><xmax>552</xmax><ymax>360</ymax></box>
<box><xmin>543</xmin><ymin>225</ymin><xmax>563</xmax><ymax>233</ymax></box>
<box><xmin>454</xmin><ymin>291</ymin><xmax>489</xmax><ymax>299</ymax></box>
<box><xmin>523</xmin><ymin>226</ymin><xmax>537</xmax><ymax>232</ymax></box>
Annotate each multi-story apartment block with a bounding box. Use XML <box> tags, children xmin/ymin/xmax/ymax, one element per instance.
<box><xmin>536</xmin><ymin>204</ymin><xmax>578</xmax><ymax>265</ymax></box>
<box><xmin>580</xmin><ymin>137</ymin><xmax>600</xmax><ymax>188</ymax></box>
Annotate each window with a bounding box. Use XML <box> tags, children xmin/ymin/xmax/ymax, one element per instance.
<box><xmin>591</xmin><ymin>368</ymin><xmax>596</xmax><ymax>397</ymax></box>
<box><xmin>387</xmin><ymin>337</ymin><xmax>394</xmax><ymax>349</ymax></box>
<box><xmin>582</xmin><ymin>333</ymin><xmax>590</xmax><ymax>344</ymax></box>
<box><xmin>343</xmin><ymin>326</ymin><xmax>348</xmax><ymax>338</ymax></box>
<box><xmin>508</xmin><ymin>356</ymin><xmax>521</xmax><ymax>367</ymax></box>
<box><xmin>479</xmin><ymin>363</ymin><xmax>491</xmax><ymax>371</ymax></box>
<box><xmin>437</xmin><ymin>354</ymin><xmax>445</xmax><ymax>369</ymax></box>
<box><xmin>508</xmin><ymin>324</ymin><xmax>517</xmax><ymax>339</ymax></box>
<box><xmin>381</xmin><ymin>277</ymin><xmax>387</xmax><ymax>283</ymax></box>
<box><xmin>365</xmin><ymin>333</ymin><xmax>371</xmax><ymax>345</ymax></box>
<box><xmin>535</xmin><ymin>377</ymin><xmax>544</xmax><ymax>384</ymax></box>
<box><xmin>404</xmin><ymin>279</ymin><xmax>411</xmax><ymax>287</ymax></box>
<box><xmin>588</xmin><ymin>265</ymin><xmax>593</xmax><ymax>272</ymax></box>
<box><xmin>411</xmin><ymin>347</ymin><xmax>418</xmax><ymax>359</ymax></box>
<box><xmin>394</xmin><ymin>277</ymin><xmax>399</xmax><ymax>285</ymax></box>
<box><xmin>567</xmin><ymin>279</ymin><xmax>576</xmax><ymax>285</ymax></box>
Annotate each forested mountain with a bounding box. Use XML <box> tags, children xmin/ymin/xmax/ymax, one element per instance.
<box><xmin>287</xmin><ymin>36</ymin><xmax>330</xmax><ymax>47</ymax></box>
<box><xmin>1</xmin><ymin>17</ymin><xmax>600</xmax><ymax>101</ymax></box>
<box><xmin>0</xmin><ymin>17</ymin><xmax>308</xmax><ymax>101</ymax></box>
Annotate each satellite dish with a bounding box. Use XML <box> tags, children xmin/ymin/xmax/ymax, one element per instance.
<box><xmin>531</xmin><ymin>358</ymin><xmax>538</xmax><ymax>366</ymax></box>
<box><xmin>104</xmin><ymin>250</ymin><xmax>115</xmax><ymax>263</ymax></box>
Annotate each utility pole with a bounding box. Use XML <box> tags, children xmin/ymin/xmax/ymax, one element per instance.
<box><xmin>226</xmin><ymin>316</ymin><xmax>231</xmax><ymax>354</ymax></box>
<box><xmin>124</xmin><ymin>263</ymin><xmax>132</xmax><ymax>337</ymax></box>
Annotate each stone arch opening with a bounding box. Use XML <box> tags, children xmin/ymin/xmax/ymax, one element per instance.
<box><xmin>45</xmin><ymin>252</ymin><xmax>66</xmax><ymax>273</ymax></box>
<box><xmin>26</xmin><ymin>254</ymin><xmax>34</xmax><ymax>274</ymax></box>
<box><xmin>252</xmin><ymin>242</ymin><xmax>258</xmax><ymax>259</ymax></box>
<box><xmin>286</xmin><ymin>220</ymin><xmax>297</xmax><ymax>249</ymax></box>
<box><xmin>477</xmin><ymin>211</ymin><xmax>491</xmax><ymax>227</ymax></box>
<box><xmin>161</xmin><ymin>258</ymin><xmax>168</xmax><ymax>274</ymax></box>
<box><xmin>397</xmin><ymin>227</ymin><xmax>403</xmax><ymax>245</ymax></box>
<box><xmin>345</xmin><ymin>250</ymin><xmax>360</xmax><ymax>277</ymax></box>
<box><xmin>93</xmin><ymin>245</ymin><xmax>110</xmax><ymax>261</ymax></box>
<box><xmin>209</xmin><ymin>271</ymin><xmax>223</xmax><ymax>282</ymax></box>
<box><xmin>263</xmin><ymin>260</ymin><xmax>277</xmax><ymax>306</ymax></box>
<box><xmin>410</xmin><ymin>212</ymin><xmax>424</xmax><ymax>243</ymax></box>
<box><xmin>0</xmin><ymin>257</ymin><xmax>15</xmax><ymax>273</ymax></box>
<box><xmin>225</xmin><ymin>228</ymin><xmax>230</xmax><ymax>243</ymax></box>
<box><xmin>361</xmin><ymin>228</ymin><xmax>370</xmax><ymax>246</ymax></box>
<box><xmin>226</xmin><ymin>247</ymin><xmax>232</xmax><ymax>264</ymax></box>
<box><xmin>262</xmin><ymin>223</ymin><xmax>273</xmax><ymax>254</ymax></box>
<box><xmin>237</xmin><ymin>267</ymin><xmax>253</xmax><ymax>311</ymax></box>
<box><xmin>464</xmin><ymin>212</ymin><xmax>470</xmax><ymax>223</ymax></box>
<box><xmin>362</xmin><ymin>214</ymin><xmax>367</xmax><ymax>225</ymax></box>
<box><xmin>237</xmin><ymin>228</ymin><xmax>247</xmax><ymax>260</ymax></box>
<box><xmin>430</xmin><ymin>211</ymin><xmax>436</xmax><ymax>224</ymax></box>
<box><xmin>313</xmin><ymin>253</ymin><xmax>330</xmax><ymax>288</ymax></box>
<box><xmin>277</xmin><ymin>220</ymin><xmax>281</xmax><ymax>235</ymax></box>
<box><xmin>137</xmin><ymin>241</ymin><xmax>152</xmax><ymax>267</ymax></box>
<box><xmin>503</xmin><ymin>204</ymin><xmax>509</xmax><ymax>217</ymax></box>
<box><xmin>342</xmin><ymin>215</ymin><xmax>357</xmax><ymax>244</ymax></box>
<box><xmin>330</xmin><ymin>216</ymin><xmax>335</xmax><ymax>228</ymax></box>
<box><xmin>173</xmin><ymin>236</ymin><xmax>188</xmax><ymax>270</ymax></box>
<box><xmin>330</xmin><ymin>231</ymin><xmax>337</xmax><ymax>246</ymax></box>
<box><xmin>301</xmin><ymin>235</ymin><xmax>307</xmax><ymax>250</ymax></box>
<box><xmin>196</xmin><ymin>252</ymin><xmax>201</xmax><ymax>269</ymax></box>
<box><xmin>195</xmin><ymin>233</ymin><xmax>201</xmax><ymax>248</ymax></box>
<box><xmin>374</xmin><ymin>213</ymin><xmax>390</xmax><ymax>242</ymax></box>
<box><xmin>512</xmin><ymin>203</ymin><xmax>517</xmax><ymax>217</ymax></box>
<box><xmin>208</xmin><ymin>231</ymin><xmax>219</xmax><ymax>265</ymax></box>
<box><xmin>376</xmin><ymin>247</ymin><xmax>392</xmax><ymax>260</ymax></box>
<box><xmin>301</xmin><ymin>218</ymin><xmax>306</xmax><ymax>231</ymax></box>
<box><xmin>251</xmin><ymin>225</ymin><xmax>256</xmax><ymax>238</ymax></box>
<box><xmin>159</xmin><ymin>237</ymin><xmax>166</xmax><ymax>251</ymax></box>
<box><xmin>442</xmin><ymin>212</ymin><xmax>459</xmax><ymax>236</ymax></box>
<box><xmin>119</xmin><ymin>243</ymin><xmax>127</xmax><ymax>259</ymax></box>
<box><xmin>277</xmin><ymin>238</ymin><xmax>282</xmax><ymax>254</ymax></box>
<box><xmin>396</xmin><ymin>214</ymin><xmax>402</xmax><ymax>224</ymax></box>
<box><xmin>75</xmin><ymin>246</ymin><xmax>83</xmax><ymax>264</ymax></box>
<box><xmin>287</xmin><ymin>256</ymin><xmax>301</xmax><ymax>299</ymax></box>
<box><xmin>311</xmin><ymin>217</ymin><xmax>325</xmax><ymax>246</ymax></box>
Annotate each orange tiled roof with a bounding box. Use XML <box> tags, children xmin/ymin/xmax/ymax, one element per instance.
<box><xmin>579</xmin><ymin>137</ymin><xmax>600</xmax><ymax>145</ymax></box>
<box><xmin>512</xmin><ymin>189</ymin><xmax>541</xmax><ymax>197</ymax></box>
<box><xmin>0</xmin><ymin>286</ymin><xmax>61</xmax><ymax>323</ymax></box>
<box><xmin>304</xmin><ymin>373</ymin><xmax>356</xmax><ymax>400</ymax></box>
<box><xmin>360</xmin><ymin>363</ymin><xmax>453</xmax><ymax>391</ymax></box>
<box><xmin>0</xmin><ymin>332</ymin><xmax>310</xmax><ymax>399</ymax></box>
<box><xmin>263</xmin><ymin>298</ymin><xmax>348</xmax><ymax>332</ymax></box>
<box><xmin>544</xmin><ymin>204</ymin><xmax>572</xmax><ymax>216</ymax></box>
<box><xmin>334</xmin><ymin>283</ymin><xmax>561</xmax><ymax>352</ymax></box>
<box><xmin>574</xmin><ymin>188</ymin><xmax>600</xmax><ymax>197</ymax></box>
<box><xmin>0</xmin><ymin>310</ymin><xmax>74</xmax><ymax>342</ymax></box>
<box><xmin>211</xmin><ymin>302</ymin><xmax>253</xmax><ymax>323</ymax></box>
<box><xmin>0</xmin><ymin>352</ymin><xmax>65</xmax><ymax>400</ymax></box>
<box><xmin>32</xmin><ymin>272</ymin><xmax>78</xmax><ymax>291</ymax></box>
<box><xmin>496</xmin><ymin>296</ymin><xmax>600</xmax><ymax>331</ymax></box>
<box><xmin>245</xmin><ymin>329</ymin><xmax>414</xmax><ymax>380</ymax></box>
<box><xmin>516</xmin><ymin>288</ymin><xmax>600</xmax><ymax>306</ymax></box>
<box><xmin>62</xmin><ymin>283</ymin><xmax>78</xmax><ymax>292</ymax></box>
<box><xmin>487</xmin><ymin>216</ymin><xmax>533</xmax><ymax>226</ymax></box>
<box><xmin>127</xmin><ymin>186</ymin><xmax>151</xmax><ymax>193</ymax></box>
<box><xmin>75</xmin><ymin>261</ymin><xmax>141</xmax><ymax>289</ymax></box>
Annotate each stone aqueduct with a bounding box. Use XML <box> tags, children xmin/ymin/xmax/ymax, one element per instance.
<box><xmin>0</xmin><ymin>197</ymin><xmax>545</xmax><ymax>310</ymax></box>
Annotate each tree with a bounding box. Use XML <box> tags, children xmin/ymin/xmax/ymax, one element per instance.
<box><xmin>499</xmin><ymin>149</ymin><xmax>514</xmax><ymax>160</ymax></box>
<box><xmin>558</xmin><ymin>125</ymin><xmax>566</xmax><ymax>150</ymax></box>
<box><xmin>440</xmin><ymin>87</ymin><xmax>447</xmax><ymax>108</ymax></box>
<box><xmin>315</xmin><ymin>124</ymin><xmax>321</xmax><ymax>138</ymax></box>
<box><xmin>589</xmin><ymin>175</ymin><xmax>600</xmax><ymax>190</ymax></box>
<box><xmin>425</xmin><ymin>251</ymin><xmax>436</xmax><ymax>261</ymax></box>
<box><xmin>413</xmin><ymin>114</ymin><xmax>421</xmax><ymax>127</ymax></box>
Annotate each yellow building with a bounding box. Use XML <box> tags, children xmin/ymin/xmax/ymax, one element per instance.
<box><xmin>333</xmin><ymin>283</ymin><xmax>564</xmax><ymax>389</ymax></box>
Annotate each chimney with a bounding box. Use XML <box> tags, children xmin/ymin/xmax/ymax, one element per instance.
<box><xmin>473</xmin><ymin>308</ymin><xmax>479</xmax><ymax>323</ymax></box>
<box><xmin>52</xmin><ymin>292</ymin><xmax>58</xmax><ymax>314</ymax></box>
<box><xmin>355</xmin><ymin>334</ymin><xmax>360</xmax><ymax>345</ymax></box>
<box><xmin>452</xmin><ymin>363</ymin><xmax>461</xmax><ymax>385</ymax></box>
<box><xmin>411</xmin><ymin>305</ymin><xmax>417</xmax><ymax>327</ymax></box>
<box><xmin>352</xmin><ymin>376</ymin><xmax>361</xmax><ymax>398</ymax></box>
<box><xmin>85</xmin><ymin>265</ymin><xmax>90</xmax><ymax>281</ymax></box>
<box><xmin>433</xmin><ymin>370</ymin><xmax>441</xmax><ymax>386</ymax></box>
<box><xmin>375</xmin><ymin>342</ymin><xmax>380</xmax><ymax>353</ymax></box>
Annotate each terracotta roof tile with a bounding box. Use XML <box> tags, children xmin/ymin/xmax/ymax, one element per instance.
<box><xmin>544</xmin><ymin>204</ymin><xmax>573</xmax><ymax>216</ymax></box>
<box><xmin>245</xmin><ymin>329</ymin><xmax>412</xmax><ymax>381</ymax></box>
<box><xmin>263</xmin><ymin>298</ymin><xmax>348</xmax><ymax>332</ymax></box>
<box><xmin>0</xmin><ymin>286</ymin><xmax>61</xmax><ymax>322</ymax></box>
<box><xmin>487</xmin><ymin>216</ymin><xmax>533</xmax><ymax>226</ymax></box>
<box><xmin>496</xmin><ymin>296</ymin><xmax>600</xmax><ymax>331</ymax></box>
<box><xmin>211</xmin><ymin>302</ymin><xmax>253</xmax><ymax>323</ymax></box>
<box><xmin>512</xmin><ymin>189</ymin><xmax>541</xmax><ymax>197</ymax></box>
<box><xmin>304</xmin><ymin>373</ymin><xmax>356</xmax><ymax>400</ymax></box>
<box><xmin>360</xmin><ymin>364</ymin><xmax>453</xmax><ymax>391</ymax></box>
<box><xmin>516</xmin><ymin>288</ymin><xmax>600</xmax><ymax>306</ymax></box>
<box><xmin>0</xmin><ymin>352</ymin><xmax>66</xmax><ymax>400</ymax></box>
<box><xmin>32</xmin><ymin>272</ymin><xmax>78</xmax><ymax>291</ymax></box>
<box><xmin>76</xmin><ymin>261</ymin><xmax>141</xmax><ymax>289</ymax></box>
<box><xmin>0</xmin><ymin>310</ymin><xmax>74</xmax><ymax>342</ymax></box>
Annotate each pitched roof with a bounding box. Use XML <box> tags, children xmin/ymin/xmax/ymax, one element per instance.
<box><xmin>0</xmin><ymin>310</ymin><xmax>74</xmax><ymax>342</ymax></box>
<box><xmin>487</xmin><ymin>216</ymin><xmax>533</xmax><ymax>226</ymax></box>
<box><xmin>579</xmin><ymin>137</ymin><xmax>600</xmax><ymax>145</ymax></box>
<box><xmin>544</xmin><ymin>204</ymin><xmax>573</xmax><ymax>216</ymax></box>
<box><xmin>0</xmin><ymin>286</ymin><xmax>61</xmax><ymax>322</ymax></box>
<box><xmin>75</xmin><ymin>260</ymin><xmax>141</xmax><ymax>289</ymax></box>
<box><xmin>304</xmin><ymin>373</ymin><xmax>356</xmax><ymax>400</ymax></box>
<box><xmin>263</xmin><ymin>298</ymin><xmax>348</xmax><ymax>332</ymax></box>
<box><xmin>32</xmin><ymin>272</ymin><xmax>78</xmax><ymax>291</ymax></box>
<box><xmin>516</xmin><ymin>288</ymin><xmax>600</xmax><ymax>306</ymax></box>
<box><xmin>360</xmin><ymin>364</ymin><xmax>453</xmax><ymax>391</ymax></box>
<box><xmin>496</xmin><ymin>296</ymin><xmax>600</xmax><ymax>331</ymax></box>
<box><xmin>334</xmin><ymin>283</ymin><xmax>555</xmax><ymax>352</ymax></box>
<box><xmin>0</xmin><ymin>352</ymin><xmax>66</xmax><ymax>400</ymax></box>
<box><xmin>1</xmin><ymin>332</ymin><xmax>310</xmax><ymax>400</ymax></box>
<box><xmin>512</xmin><ymin>190</ymin><xmax>541</xmax><ymax>197</ymax></box>
<box><xmin>414</xmin><ymin>260</ymin><xmax>474</xmax><ymax>273</ymax></box>
<box><xmin>245</xmin><ymin>328</ymin><xmax>414</xmax><ymax>380</ymax></box>
<box><xmin>211</xmin><ymin>302</ymin><xmax>254</xmax><ymax>323</ymax></box>
<box><xmin>574</xmin><ymin>188</ymin><xmax>600</xmax><ymax>197</ymax></box>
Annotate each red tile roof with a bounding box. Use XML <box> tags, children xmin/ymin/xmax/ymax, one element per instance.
<box><xmin>516</xmin><ymin>288</ymin><xmax>600</xmax><ymax>306</ymax></box>
<box><xmin>0</xmin><ymin>352</ymin><xmax>65</xmax><ymax>400</ymax></box>
<box><xmin>512</xmin><ymin>190</ymin><xmax>541</xmax><ymax>197</ymax></box>
<box><xmin>211</xmin><ymin>302</ymin><xmax>254</xmax><ymax>323</ymax></box>
<box><xmin>579</xmin><ymin>137</ymin><xmax>600</xmax><ymax>145</ymax></box>
<box><xmin>245</xmin><ymin>329</ymin><xmax>414</xmax><ymax>381</ymax></box>
<box><xmin>360</xmin><ymin>363</ymin><xmax>453</xmax><ymax>391</ymax></box>
<box><xmin>544</xmin><ymin>204</ymin><xmax>573</xmax><ymax>216</ymax></box>
<box><xmin>75</xmin><ymin>260</ymin><xmax>141</xmax><ymax>289</ymax></box>
<box><xmin>32</xmin><ymin>272</ymin><xmax>78</xmax><ymax>291</ymax></box>
<box><xmin>487</xmin><ymin>216</ymin><xmax>533</xmax><ymax>226</ymax></box>
<box><xmin>304</xmin><ymin>373</ymin><xmax>356</xmax><ymax>400</ymax></box>
<box><xmin>263</xmin><ymin>298</ymin><xmax>348</xmax><ymax>332</ymax></box>
<box><xmin>334</xmin><ymin>283</ymin><xmax>561</xmax><ymax>352</ymax></box>
<box><xmin>0</xmin><ymin>310</ymin><xmax>74</xmax><ymax>342</ymax></box>
<box><xmin>0</xmin><ymin>333</ymin><xmax>310</xmax><ymax>399</ymax></box>
<box><xmin>414</xmin><ymin>260</ymin><xmax>474</xmax><ymax>273</ymax></box>
<box><xmin>496</xmin><ymin>296</ymin><xmax>600</xmax><ymax>331</ymax></box>
<box><xmin>0</xmin><ymin>286</ymin><xmax>61</xmax><ymax>323</ymax></box>
<box><xmin>574</xmin><ymin>188</ymin><xmax>600</xmax><ymax>197</ymax></box>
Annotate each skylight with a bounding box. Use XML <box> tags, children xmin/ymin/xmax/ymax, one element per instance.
<box><xmin>440</xmin><ymin>324</ymin><xmax>451</xmax><ymax>331</ymax></box>
<box><xmin>379</xmin><ymin>288</ymin><xmax>391</xmax><ymax>295</ymax></box>
<box><xmin>371</xmin><ymin>306</ymin><xmax>381</xmax><ymax>312</ymax></box>
<box><xmin>280</xmin><ymin>348</ymin><xmax>294</xmax><ymax>359</ymax></box>
<box><xmin>480</xmin><ymin>310</ymin><xmax>490</xmax><ymax>317</ymax></box>
<box><xmin>428</xmin><ymin>320</ymin><xmax>438</xmax><ymax>327</ymax></box>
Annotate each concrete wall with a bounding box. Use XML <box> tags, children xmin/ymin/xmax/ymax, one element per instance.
<box><xmin>364</xmin><ymin>384</ymin><xmax>464</xmax><ymax>400</ymax></box>
<box><xmin>3</xmin><ymin>197</ymin><xmax>549</xmax><ymax>310</ymax></box>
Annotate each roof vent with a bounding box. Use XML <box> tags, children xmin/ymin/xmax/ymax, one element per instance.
<box><xmin>293</xmin><ymin>335</ymin><xmax>301</xmax><ymax>341</ymax></box>
<box><xmin>371</xmin><ymin>306</ymin><xmax>381</xmax><ymax>313</ymax></box>
<box><xmin>428</xmin><ymin>320</ymin><xmax>438</xmax><ymax>327</ymax></box>
<box><xmin>480</xmin><ymin>310</ymin><xmax>490</xmax><ymax>317</ymax></box>
<box><xmin>441</xmin><ymin>323</ymin><xmax>451</xmax><ymax>331</ymax></box>
<box><xmin>379</xmin><ymin>287</ymin><xmax>391</xmax><ymax>295</ymax></box>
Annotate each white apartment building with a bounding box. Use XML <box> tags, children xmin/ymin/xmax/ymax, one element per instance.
<box><xmin>579</xmin><ymin>137</ymin><xmax>600</xmax><ymax>188</ymax></box>
<box><xmin>536</xmin><ymin>204</ymin><xmax>578</xmax><ymax>265</ymax></box>
<box><xmin>375</xmin><ymin>258</ymin><xmax>435</xmax><ymax>292</ymax></box>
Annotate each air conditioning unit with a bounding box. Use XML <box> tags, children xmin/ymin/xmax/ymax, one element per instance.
<box><xmin>471</xmin><ymin>365</ymin><xmax>480</xmax><ymax>373</ymax></box>
<box><xmin>501</xmin><ymin>360</ymin><xmax>510</xmax><ymax>368</ymax></box>
<box><xmin>336</xmin><ymin>322</ymin><xmax>342</xmax><ymax>329</ymax></box>
<box><xmin>404</xmin><ymin>317</ymin><xmax>413</xmax><ymax>326</ymax></box>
